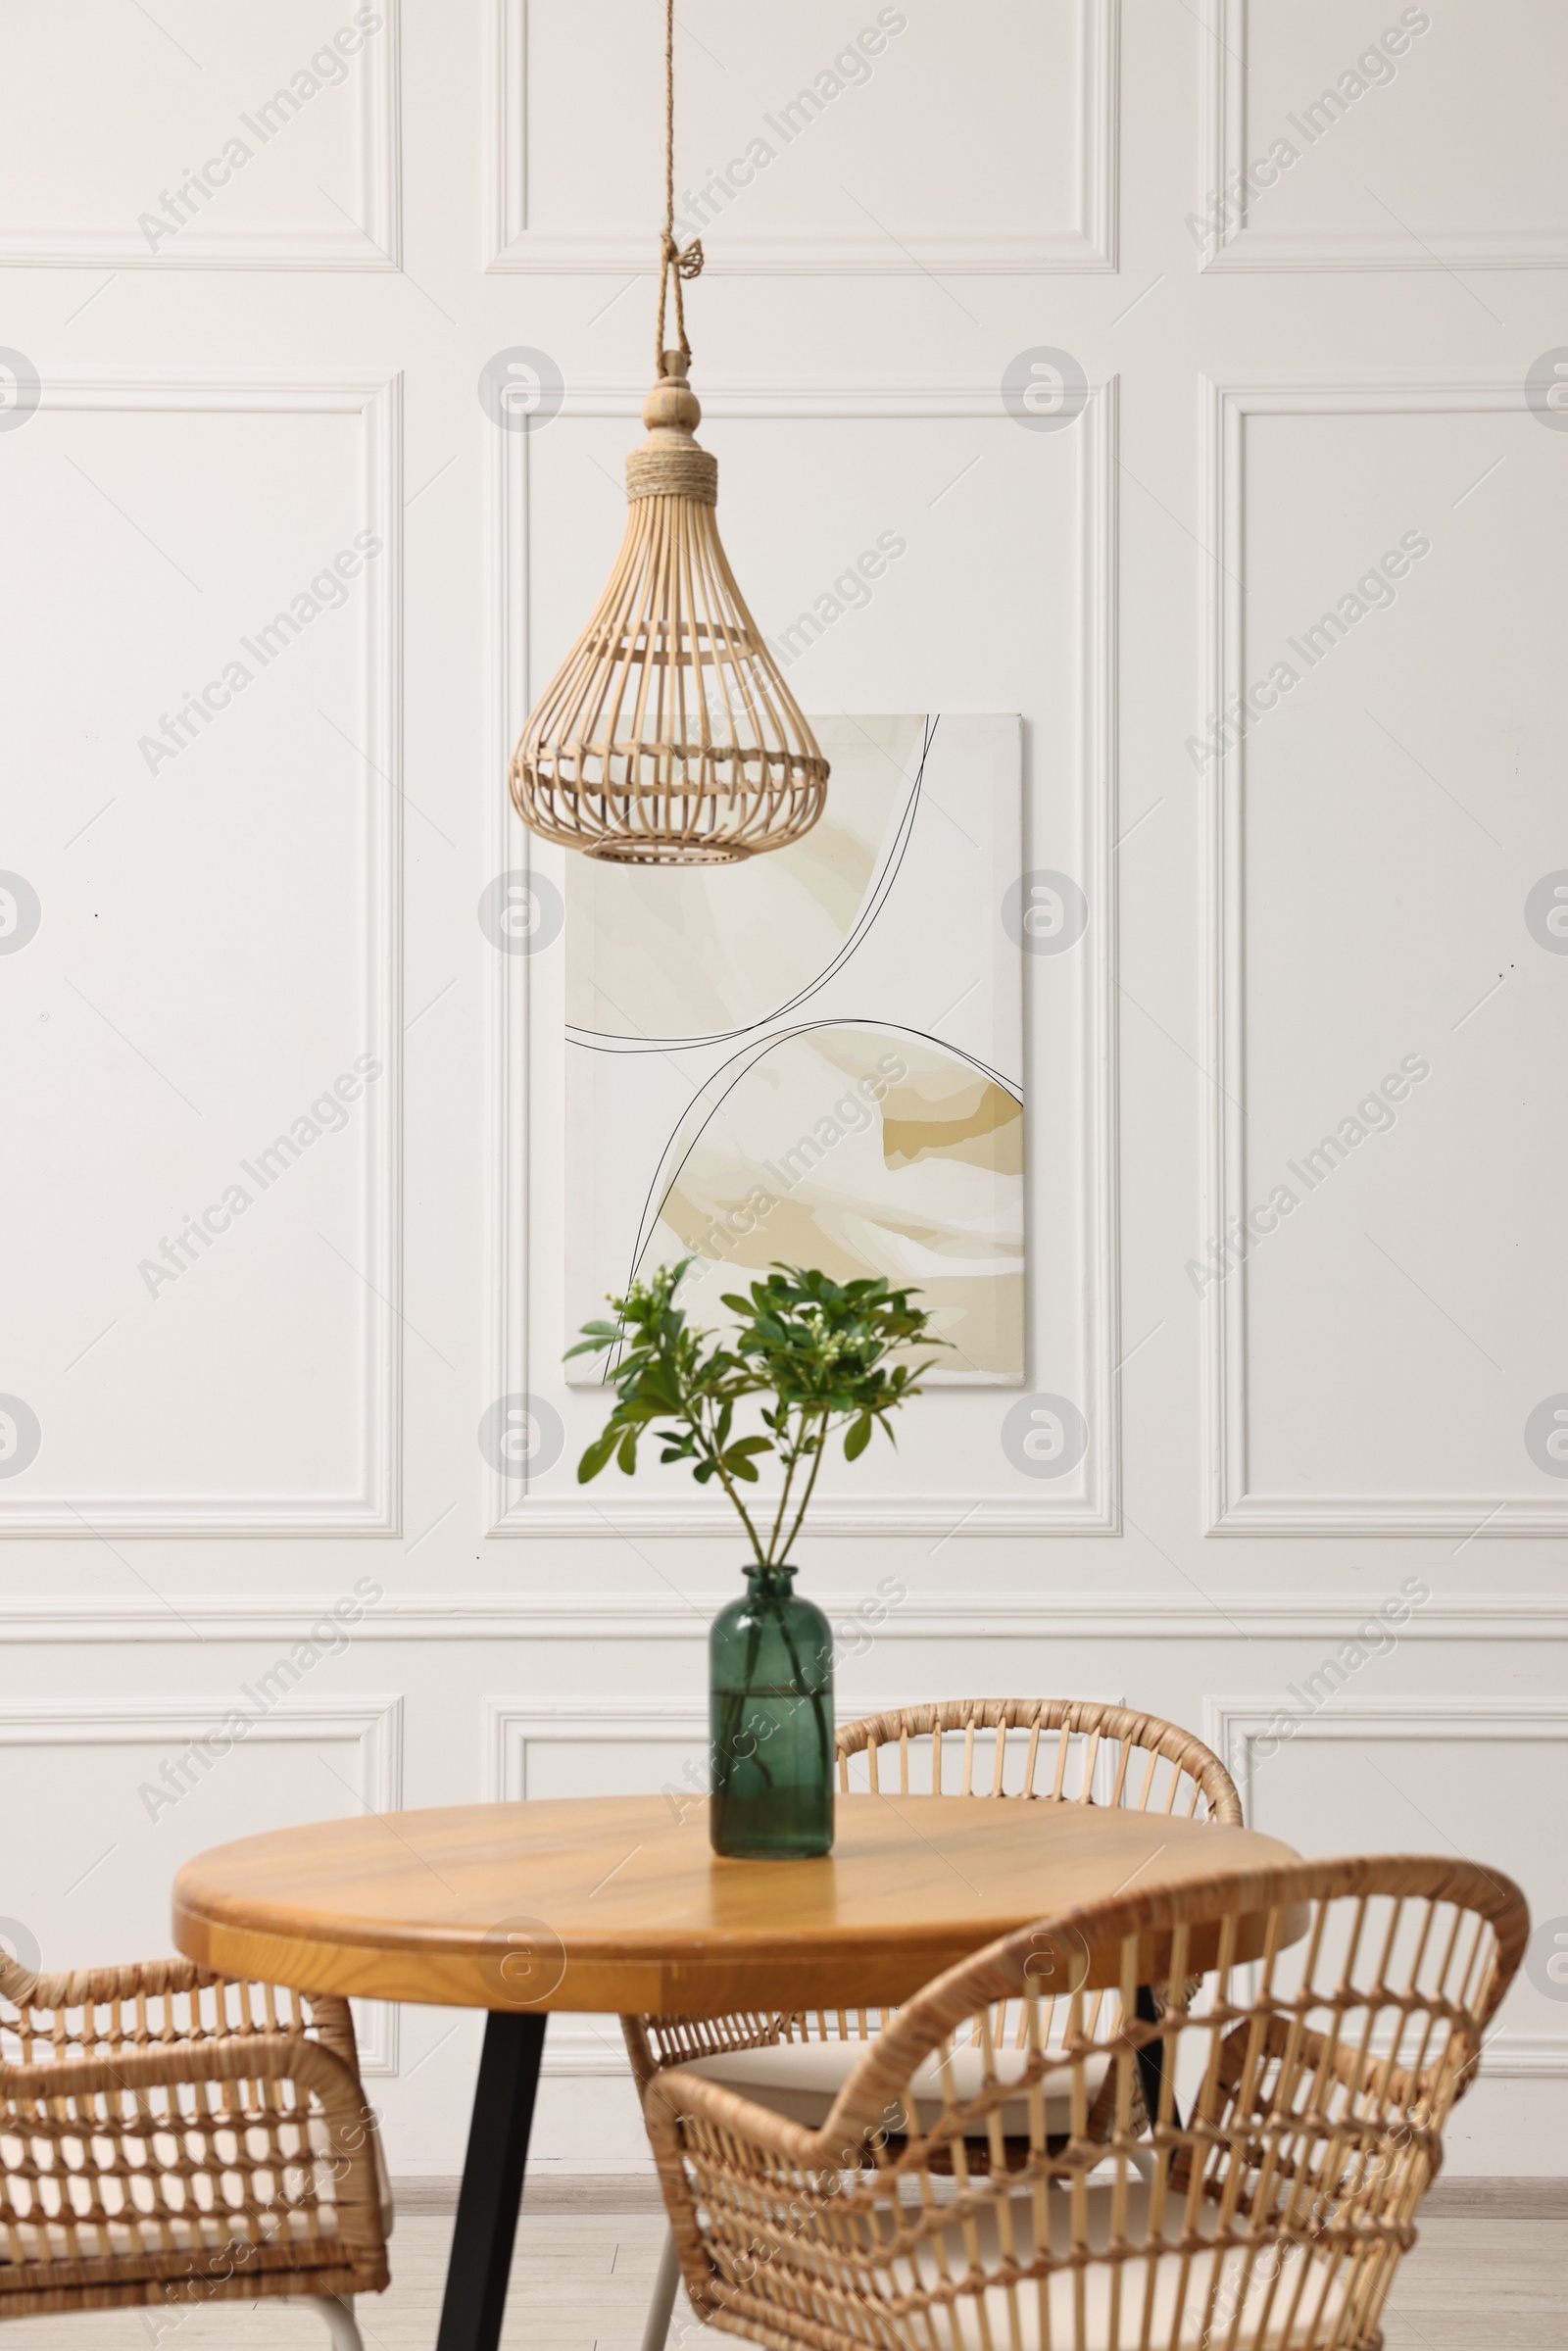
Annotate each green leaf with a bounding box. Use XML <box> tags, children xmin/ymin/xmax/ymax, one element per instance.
<box><xmin>576</xmin><ymin>1433</ymin><xmax>618</xmax><ymax>1485</ymax></box>
<box><xmin>843</xmin><ymin>1413</ymin><xmax>872</xmax><ymax>1461</ymax></box>
<box><xmin>615</xmin><ymin>1429</ymin><xmax>639</xmax><ymax>1475</ymax></box>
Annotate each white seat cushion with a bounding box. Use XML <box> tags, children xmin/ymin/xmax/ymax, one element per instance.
<box><xmin>681</xmin><ymin>2037</ymin><xmax>1111</xmax><ymax>2137</ymax></box>
<box><xmin>0</xmin><ymin>2111</ymin><xmax>392</xmax><ymax>2252</ymax></box>
<box><xmin>0</xmin><ymin>2201</ymin><xmax>345</xmax><ymax>2267</ymax></box>
<box><xmin>894</xmin><ymin>2180</ymin><xmax>1350</xmax><ymax>2351</ymax></box>
<box><xmin>716</xmin><ymin>2182</ymin><xmax>1346</xmax><ymax>2351</ymax></box>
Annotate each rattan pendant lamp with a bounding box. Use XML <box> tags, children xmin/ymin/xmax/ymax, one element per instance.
<box><xmin>508</xmin><ymin>3</ymin><xmax>829</xmax><ymax>864</ymax></box>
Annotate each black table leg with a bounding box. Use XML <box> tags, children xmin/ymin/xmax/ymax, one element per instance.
<box><xmin>435</xmin><ymin>2012</ymin><xmax>548</xmax><ymax>2351</ymax></box>
<box><xmin>1134</xmin><ymin>1984</ymin><xmax>1181</xmax><ymax>2135</ymax></box>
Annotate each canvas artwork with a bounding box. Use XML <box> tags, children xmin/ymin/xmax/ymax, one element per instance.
<box><xmin>564</xmin><ymin>713</ymin><xmax>1024</xmax><ymax>1384</ymax></box>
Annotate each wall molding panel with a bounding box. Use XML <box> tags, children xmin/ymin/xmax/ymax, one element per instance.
<box><xmin>486</xmin><ymin>0</ymin><xmax>1117</xmax><ymax>274</ymax></box>
<box><xmin>1200</xmin><ymin>377</ymin><xmax>1566</xmax><ymax>1539</ymax></box>
<box><xmin>0</xmin><ymin>8</ymin><xmax>402</xmax><ymax>269</ymax></box>
<box><xmin>486</xmin><ymin>378</ymin><xmax>1121</xmax><ymax>1539</ymax></box>
<box><xmin>1198</xmin><ymin>0</ymin><xmax>1568</xmax><ymax>273</ymax></box>
<box><xmin>3</xmin><ymin>374</ymin><xmax>403</xmax><ymax>1541</ymax></box>
<box><xmin>1202</xmin><ymin>1694</ymin><xmax>1568</xmax><ymax>2079</ymax></box>
<box><xmin>483</xmin><ymin>1694</ymin><xmax>708</xmax><ymax>1803</ymax></box>
<box><xmin>0</xmin><ymin>1695</ymin><xmax>403</xmax><ymax>2074</ymax></box>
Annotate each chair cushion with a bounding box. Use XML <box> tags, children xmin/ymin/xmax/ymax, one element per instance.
<box><xmin>895</xmin><ymin>2180</ymin><xmax>1350</xmax><ymax>2351</ymax></box>
<box><xmin>680</xmin><ymin>2037</ymin><xmax>1112</xmax><ymax>2137</ymax></box>
<box><xmin>717</xmin><ymin>2182</ymin><xmax>1348</xmax><ymax>2351</ymax></box>
<box><xmin>0</xmin><ymin>2200</ymin><xmax>348</xmax><ymax>2269</ymax></box>
<box><xmin>0</xmin><ymin>2112</ymin><xmax>392</xmax><ymax>2254</ymax></box>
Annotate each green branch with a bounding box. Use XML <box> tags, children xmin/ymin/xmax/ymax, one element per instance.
<box><xmin>567</xmin><ymin>1261</ymin><xmax>946</xmax><ymax>1568</ymax></box>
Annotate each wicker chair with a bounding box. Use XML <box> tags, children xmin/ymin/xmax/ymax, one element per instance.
<box><xmin>0</xmin><ymin>1951</ymin><xmax>391</xmax><ymax>2346</ymax></box>
<box><xmin>624</xmin><ymin>1699</ymin><xmax>1243</xmax><ymax>2351</ymax></box>
<box><xmin>645</xmin><ymin>1852</ymin><xmax>1527</xmax><ymax>2351</ymax></box>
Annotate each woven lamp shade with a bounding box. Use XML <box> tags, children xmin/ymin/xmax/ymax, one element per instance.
<box><xmin>509</xmin><ymin>355</ymin><xmax>829</xmax><ymax>865</ymax></box>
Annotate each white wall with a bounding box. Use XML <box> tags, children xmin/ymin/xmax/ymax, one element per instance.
<box><xmin>0</xmin><ymin>0</ymin><xmax>1564</xmax><ymax>2177</ymax></box>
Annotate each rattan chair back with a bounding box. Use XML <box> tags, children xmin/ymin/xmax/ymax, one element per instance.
<box><xmin>837</xmin><ymin>1700</ymin><xmax>1243</xmax><ymax>1819</ymax></box>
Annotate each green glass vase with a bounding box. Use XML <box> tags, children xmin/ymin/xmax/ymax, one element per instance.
<box><xmin>710</xmin><ymin>1564</ymin><xmax>834</xmax><ymax>1858</ymax></box>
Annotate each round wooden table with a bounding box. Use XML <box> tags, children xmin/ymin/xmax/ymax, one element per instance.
<box><xmin>174</xmin><ymin>1794</ymin><xmax>1298</xmax><ymax>2351</ymax></box>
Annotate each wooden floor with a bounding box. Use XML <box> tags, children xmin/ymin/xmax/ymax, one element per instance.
<box><xmin>2</xmin><ymin>2207</ymin><xmax>1563</xmax><ymax>2351</ymax></box>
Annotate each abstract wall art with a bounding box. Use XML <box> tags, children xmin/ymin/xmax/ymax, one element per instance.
<box><xmin>564</xmin><ymin>714</ymin><xmax>1024</xmax><ymax>1383</ymax></box>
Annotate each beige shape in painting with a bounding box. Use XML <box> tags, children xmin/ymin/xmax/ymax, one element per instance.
<box><xmin>636</xmin><ymin>1025</ymin><xmax>1024</xmax><ymax>1383</ymax></box>
<box><xmin>565</xmin><ymin>716</ymin><xmax>924</xmax><ymax>1042</ymax></box>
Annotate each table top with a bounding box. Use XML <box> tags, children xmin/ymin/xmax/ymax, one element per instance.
<box><xmin>172</xmin><ymin>1794</ymin><xmax>1301</xmax><ymax>2014</ymax></box>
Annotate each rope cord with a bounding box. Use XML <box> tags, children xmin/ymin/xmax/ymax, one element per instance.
<box><xmin>654</xmin><ymin>0</ymin><xmax>704</xmax><ymax>375</ymax></box>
